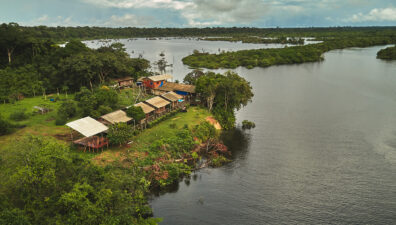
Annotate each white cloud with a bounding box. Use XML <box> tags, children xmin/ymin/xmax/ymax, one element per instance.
<box><xmin>104</xmin><ymin>14</ymin><xmax>156</xmax><ymax>27</ymax></box>
<box><xmin>82</xmin><ymin>0</ymin><xmax>193</xmax><ymax>10</ymax></box>
<box><xmin>181</xmin><ymin>0</ymin><xmax>270</xmax><ymax>26</ymax></box>
<box><xmin>344</xmin><ymin>7</ymin><xmax>396</xmax><ymax>22</ymax></box>
<box><xmin>37</xmin><ymin>14</ymin><xmax>49</xmax><ymax>22</ymax></box>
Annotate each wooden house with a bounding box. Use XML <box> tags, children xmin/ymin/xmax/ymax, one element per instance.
<box><xmin>99</xmin><ymin>110</ymin><xmax>132</xmax><ymax>125</ymax></box>
<box><xmin>160</xmin><ymin>91</ymin><xmax>184</xmax><ymax>109</ymax></box>
<box><xmin>142</xmin><ymin>74</ymin><xmax>173</xmax><ymax>89</ymax></box>
<box><xmin>153</xmin><ymin>82</ymin><xmax>196</xmax><ymax>101</ymax></box>
<box><xmin>66</xmin><ymin>117</ymin><xmax>109</xmax><ymax>152</ymax></box>
<box><xmin>114</xmin><ymin>77</ymin><xmax>133</xmax><ymax>89</ymax></box>
<box><xmin>144</xmin><ymin>96</ymin><xmax>171</xmax><ymax>116</ymax></box>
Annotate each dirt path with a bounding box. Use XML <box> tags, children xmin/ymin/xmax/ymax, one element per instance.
<box><xmin>205</xmin><ymin>116</ymin><xmax>221</xmax><ymax>130</ymax></box>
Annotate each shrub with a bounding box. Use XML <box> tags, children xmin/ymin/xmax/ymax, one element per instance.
<box><xmin>9</xmin><ymin>109</ymin><xmax>29</xmax><ymax>121</ymax></box>
<box><xmin>0</xmin><ymin>114</ymin><xmax>11</xmax><ymax>135</ymax></box>
<box><xmin>55</xmin><ymin>114</ymin><xmax>68</xmax><ymax>126</ymax></box>
<box><xmin>57</xmin><ymin>100</ymin><xmax>77</xmax><ymax>119</ymax></box>
<box><xmin>193</xmin><ymin>121</ymin><xmax>218</xmax><ymax>142</ymax></box>
<box><xmin>242</xmin><ymin>120</ymin><xmax>256</xmax><ymax>129</ymax></box>
<box><xmin>89</xmin><ymin>110</ymin><xmax>101</xmax><ymax>119</ymax></box>
<box><xmin>98</xmin><ymin>105</ymin><xmax>112</xmax><ymax>115</ymax></box>
<box><xmin>107</xmin><ymin>123</ymin><xmax>134</xmax><ymax>146</ymax></box>
<box><xmin>126</xmin><ymin>106</ymin><xmax>145</xmax><ymax>122</ymax></box>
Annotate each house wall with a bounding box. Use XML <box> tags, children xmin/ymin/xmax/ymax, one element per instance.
<box><xmin>143</xmin><ymin>79</ymin><xmax>166</xmax><ymax>89</ymax></box>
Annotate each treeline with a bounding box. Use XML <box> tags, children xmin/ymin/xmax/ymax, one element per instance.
<box><xmin>9</xmin><ymin>24</ymin><xmax>396</xmax><ymax>41</ymax></box>
<box><xmin>182</xmin><ymin>36</ymin><xmax>396</xmax><ymax>69</ymax></box>
<box><xmin>0</xmin><ymin>23</ymin><xmax>149</xmax><ymax>103</ymax></box>
<box><xmin>199</xmin><ymin>36</ymin><xmax>305</xmax><ymax>45</ymax></box>
<box><xmin>377</xmin><ymin>45</ymin><xmax>396</xmax><ymax>60</ymax></box>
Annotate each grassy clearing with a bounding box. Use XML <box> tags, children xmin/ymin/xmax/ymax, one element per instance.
<box><xmin>118</xmin><ymin>87</ymin><xmax>153</xmax><ymax>107</ymax></box>
<box><xmin>0</xmin><ymin>94</ymin><xmax>73</xmax><ymax>149</ymax></box>
<box><xmin>130</xmin><ymin>107</ymin><xmax>210</xmax><ymax>151</ymax></box>
<box><xmin>93</xmin><ymin>107</ymin><xmax>211</xmax><ymax>165</ymax></box>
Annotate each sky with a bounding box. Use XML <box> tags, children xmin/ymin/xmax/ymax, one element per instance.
<box><xmin>1</xmin><ymin>0</ymin><xmax>396</xmax><ymax>27</ymax></box>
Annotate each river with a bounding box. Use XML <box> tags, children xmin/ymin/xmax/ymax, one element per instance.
<box><xmin>86</xmin><ymin>39</ymin><xmax>396</xmax><ymax>224</ymax></box>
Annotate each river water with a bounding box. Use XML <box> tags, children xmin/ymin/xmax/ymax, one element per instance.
<box><xmin>86</xmin><ymin>39</ymin><xmax>396</xmax><ymax>224</ymax></box>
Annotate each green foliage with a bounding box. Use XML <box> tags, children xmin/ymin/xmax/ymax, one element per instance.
<box><xmin>377</xmin><ymin>45</ymin><xmax>396</xmax><ymax>60</ymax></box>
<box><xmin>126</xmin><ymin>106</ymin><xmax>146</xmax><ymax>122</ymax></box>
<box><xmin>183</xmin><ymin>69</ymin><xmax>205</xmax><ymax>85</ymax></box>
<box><xmin>95</xmin><ymin>88</ymin><xmax>119</xmax><ymax>109</ymax></box>
<box><xmin>213</xmin><ymin>108</ymin><xmax>236</xmax><ymax>130</ymax></box>
<box><xmin>242</xmin><ymin>120</ymin><xmax>256</xmax><ymax>129</ymax></box>
<box><xmin>193</xmin><ymin>121</ymin><xmax>218</xmax><ymax>142</ymax></box>
<box><xmin>107</xmin><ymin>123</ymin><xmax>134</xmax><ymax>146</ymax></box>
<box><xmin>0</xmin><ymin>135</ymin><xmax>156</xmax><ymax>224</ymax></box>
<box><xmin>55</xmin><ymin>114</ymin><xmax>67</xmax><ymax>125</ymax></box>
<box><xmin>9</xmin><ymin>109</ymin><xmax>29</xmax><ymax>121</ymax></box>
<box><xmin>57</xmin><ymin>100</ymin><xmax>77</xmax><ymax>119</ymax></box>
<box><xmin>0</xmin><ymin>114</ymin><xmax>11</xmax><ymax>135</ymax></box>
<box><xmin>194</xmin><ymin>71</ymin><xmax>253</xmax><ymax>129</ymax></box>
<box><xmin>98</xmin><ymin>105</ymin><xmax>112</xmax><ymax>115</ymax></box>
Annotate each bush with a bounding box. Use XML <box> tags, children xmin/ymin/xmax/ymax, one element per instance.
<box><xmin>58</xmin><ymin>100</ymin><xmax>77</xmax><ymax>119</ymax></box>
<box><xmin>9</xmin><ymin>109</ymin><xmax>29</xmax><ymax>121</ymax></box>
<box><xmin>107</xmin><ymin>123</ymin><xmax>134</xmax><ymax>146</ymax></box>
<box><xmin>193</xmin><ymin>121</ymin><xmax>218</xmax><ymax>142</ymax></box>
<box><xmin>0</xmin><ymin>114</ymin><xmax>11</xmax><ymax>135</ymax></box>
<box><xmin>126</xmin><ymin>106</ymin><xmax>145</xmax><ymax>122</ymax></box>
<box><xmin>242</xmin><ymin>120</ymin><xmax>256</xmax><ymax>129</ymax></box>
<box><xmin>89</xmin><ymin>110</ymin><xmax>101</xmax><ymax>119</ymax></box>
<box><xmin>98</xmin><ymin>105</ymin><xmax>112</xmax><ymax>115</ymax></box>
<box><xmin>55</xmin><ymin>114</ymin><xmax>68</xmax><ymax>125</ymax></box>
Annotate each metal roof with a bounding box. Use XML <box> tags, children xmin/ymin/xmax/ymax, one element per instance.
<box><xmin>66</xmin><ymin>117</ymin><xmax>108</xmax><ymax>137</ymax></box>
<box><xmin>146</xmin><ymin>74</ymin><xmax>173</xmax><ymax>82</ymax></box>
<box><xmin>100</xmin><ymin>110</ymin><xmax>132</xmax><ymax>124</ymax></box>
<box><xmin>145</xmin><ymin>96</ymin><xmax>171</xmax><ymax>108</ymax></box>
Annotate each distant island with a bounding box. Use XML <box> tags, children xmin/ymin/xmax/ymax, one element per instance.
<box><xmin>377</xmin><ymin>45</ymin><xmax>396</xmax><ymax>60</ymax></box>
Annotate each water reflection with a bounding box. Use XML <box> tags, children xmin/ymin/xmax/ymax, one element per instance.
<box><xmin>221</xmin><ymin>127</ymin><xmax>252</xmax><ymax>161</ymax></box>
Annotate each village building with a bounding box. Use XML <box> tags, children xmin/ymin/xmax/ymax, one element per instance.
<box><xmin>99</xmin><ymin>110</ymin><xmax>132</xmax><ymax>125</ymax></box>
<box><xmin>66</xmin><ymin>117</ymin><xmax>109</xmax><ymax>152</ymax></box>
<box><xmin>114</xmin><ymin>77</ymin><xmax>134</xmax><ymax>89</ymax></box>
<box><xmin>144</xmin><ymin>96</ymin><xmax>171</xmax><ymax>116</ymax></box>
<box><xmin>153</xmin><ymin>82</ymin><xmax>196</xmax><ymax>102</ymax></box>
<box><xmin>131</xmin><ymin>102</ymin><xmax>156</xmax><ymax>123</ymax></box>
<box><xmin>160</xmin><ymin>91</ymin><xmax>184</xmax><ymax>109</ymax></box>
<box><xmin>142</xmin><ymin>74</ymin><xmax>173</xmax><ymax>89</ymax></box>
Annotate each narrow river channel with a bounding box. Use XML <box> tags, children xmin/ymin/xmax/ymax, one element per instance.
<box><xmin>86</xmin><ymin>39</ymin><xmax>396</xmax><ymax>224</ymax></box>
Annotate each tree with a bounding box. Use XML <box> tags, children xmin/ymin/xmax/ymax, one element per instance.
<box><xmin>183</xmin><ymin>69</ymin><xmax>204</xmax><ymax>85</ymax></box>
<box><xmin>126</xmin><ymin>106</ymin><xmax>145</xmax><ymax>123</ymax></box>
<box><xmin>107</xmin><ymin>123</ymin><xmax>133</xmax><ymax>146</ymax></box>
<box><xmin>0</xmin><ymin>23</ymin><xmax>25</xmax><ymax>65</ymax></box>
<box><xmin>195</xmin><ymin>71</ymin><xmax>253</xmax><ymax>129</ymax></box>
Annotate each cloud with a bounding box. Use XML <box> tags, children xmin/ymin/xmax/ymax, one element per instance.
<box><xmin>82</xmin><ymin>0</ymin><xmax>193</xmax><ymax>10</ymax></box>
<box><xmin>344</xmin><ymin>7</ymin><xmax>396</xmax><ymax>22</ymax></box>
<box><xmin>104</xmin><ymin>14</ymin><xmax>157</xmax><ymax>27</ymax></box>
<box><xmin>37</xmin><ymin>14</ymin><xmax>49</xmax><ymax>22</ymax></box>
<box><xmin>181</xmin><ymin>0</ymin><xmax>270</xmax><ymax>26</ymax></box>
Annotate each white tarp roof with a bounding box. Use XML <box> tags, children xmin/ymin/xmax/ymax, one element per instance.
<box><xmin>66</xmin><ymin>116</ymin><xmax>108</xmax><ymax>137</ymax></box>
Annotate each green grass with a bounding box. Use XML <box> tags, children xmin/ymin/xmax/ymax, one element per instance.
<box><xmin>130</xmin><ymin>107</ymin><xmax>211</xmax><ymax>151</ymax></box>
<box><xmin>0</xmin><ymin>94</ymin><xmax>74</xmax><ymax>149</ymax></box>
<box><xmin>118</xmin><ymin>88</ymin><xmax>154</xmax><ymax>108</ymax></box>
